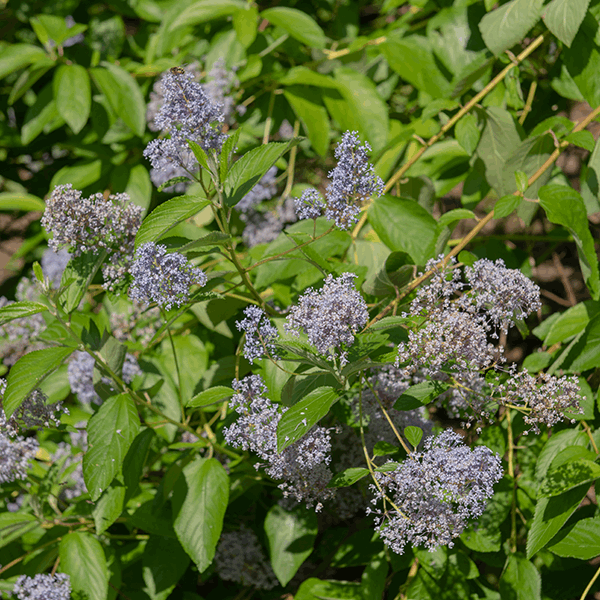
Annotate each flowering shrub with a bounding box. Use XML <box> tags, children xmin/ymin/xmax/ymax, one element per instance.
<box><xmin>1</xmin><ymin>1</ymin><xmax>600</xmax><ymax>599</ymax></box>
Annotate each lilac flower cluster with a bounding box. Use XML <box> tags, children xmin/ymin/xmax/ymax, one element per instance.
<box><xmin>204</xmin><ymin>58</ymin><xmax>244</xmax><ymax>124</ymax></box>
<box><xmin>368</xmin><ymin>430</ymin><xmax>502</xmax><ymax>554</ymax></box>
<box><xmin>144</xmin><ymin>70</ymin><xmax>226</xmax><ymax>188</ymax></box>
<box><xmin>41</xmin><ymin>184</ymin><xmax>143</xmax><ymax>290</ymax></box>
<box><xmin>496</xmin><ymin>369</ymin><xmax>582</xmax><ymax>432</ymax></box>
<box><xmin>223</xmin><ymin>375</ymin><xmax>334</xmax><ymax>509</ymax></box>
<box><xmin>236</xmin><ymin>306</ymin><xmax>279</xmax><ymax>363</ymax></box>
<box><xmin>12</xmin><ymin>573</ymin><xmax>71</xmax><ymax>600</ymax></box>
<box><xmin>295</xmin><ymin>131</ymin><xmax>384</xmax><ymax>230</ymax></box>
<box><xmin>129</xmin><ymin>242</ymin><xmax>207</xmax><ymax>310</ymax></box>
<box><xmin>110</xmin><ymin>302</ymin><xmax>161</xmax><ymax>345</ymax></box>
<box><xmin>214</xmin><ymin>527</ymin><xmax>278</xmax><ymax>590</ymax></box>
<box><xmin>242</xmin><ymin>197</ymin><xmax>297</xmax><ymax>248</ymax></box>
<box><xmin>68</xmin><ymin>351</ymin><xmax>142</xmax><ymax>407</ymax></box>
<box><xmin>285</xmin><ymin>273</ymin><xmax>368</xmax><ymax>367</ymax></box>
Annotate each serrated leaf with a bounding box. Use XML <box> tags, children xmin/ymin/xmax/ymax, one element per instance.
<box><xmin>526</xmin><ymin>483</ymin><xmax>589</xmax><ymax>557</ymax></box>
<box><xmin>455</xmin><ymin>113</ymin><xmax>480</xmax><ymax>155</ymax></box>
<box><xmin>543</xmin><ymin>0</ymin><xmax>590</xmax><ymax>48</ymax></box>
<box><xmin>393</xmin><ymin>381</ymin><xmax>450</xmax><ymax>411</ymax></box>
<box><xmin>479</xmin><ymin>0</ymin><xmax>544</xmax><ymax>56</ymax></box>
<box><xmin>172</xmin><ymin>457</ymin><xmax>229</xmax><ymax>571</ymax></box>
<box><xmin>547</xmin><ymin>517</ymin><xmax>600</xmax><ymax>559</ymax></box>
<box><xmin>4</xmin><ymin>347</ymin><xmax>73</xmax><ymax>418</ymax></box>
<box><xmin>135</xmin><ymin>195</ymin><xmax>210</xmax><ymax>248</ymax></box>
<box><xmin>565</xmin><ymin>130</ymin><xmax>595</xmax><ymax>152</ymax></box>
<box><xmin>93</xmin><ymin>484</ymin><xmax>126</xmax><ymax>535</ymax></box>
<box><xmin>437</xmin><ymin>208</ymin><xmax>476</xmax><ymax>229</ymax></box>
<box><xmin>187</xmin><ymin>386</ymin><xmax>234</xmax><ymax>408</ymax></box>
<box><xmin>328</xmin><ymin>467</ymin><xmax>370</xmax><ymax>488</ymax></box>
<box><xmin>277</xmin><ymin>387</ymin><xmax>338</xmax><ymax>452</ymax></box>
<box><xmin>404</xmin><ymin>426</ymin><xmax>423</xmax><ymax>448</ymax></box>
<box><xmin>219</xmin><ymin>128</ymin><xmax>241</xmax><ymax>182</ymax></box>
<box><xmin>143</xmin><ymin>535</ymin><xmax>190</xmax><ymax>600</ymax></box>
<box><xmin>264</xmin><ymin>505</ymin><xmax>318</xmax><ymax>586</ymax></box>
<box><xmin>539</xmin><ymin>458</ymin><xmax>600</xmax><ymax>498</ymax></box>
<box><xmin>169</xmin><ymin>0</ymin><xmax>246</xmax><ymax>31</ymax></box>
<box><xmin>515</xmin><ymin>170</ymin><xmax>529</xmax><ymax>193</ymax></box>
<box><xmin>284</xmin><ymin>86</ymin><xmax>330</xmax><ymax>156</ymax></box>
<box><xmin>82</xmin><ymin>393</ymin><xmax>140</xmax><ymax>501</ymax></box>
<box><xmin>224</xmin><ymin>140</ymin><xmax>301</xmax><ymax>207</ymax></box>
<box><xmin>59</xmin><ymin>532</ymin><xmax>109</xmax><ymax>600</ymax></box>
<box><xmin>188</xmin><ymin>139</ymin><xmax>210</xmax><ymax>171</ymax></box>
<box><xmin>0</xmin><ymin>301</ymin><xmax>48</xmax><ymax>326</ymax></box>
<box><xmin>59</xmin><ymin>250</ymin><xmax>106</xmax><ymax>313</ymax></box>
<box><xmin>261</xmin><ymin>7</ymin><xmax>327</xmax><ymax>48</ymax></box>
<box><xmin>499</xmin><ymin>555</ymin><xmax>541</xmax><ymax>600</ymax></box>
<box><xmin>539</xmin><ymin>185</ymin><xmax>600</xmax><ymax>300</ymax></box>
<box><xmin>0</xmin><ymin>44</ymin><xmax>47</xmax><ymax>80</ymax></box>
<box><xmin>53</xmin><ymin>64</ymin><xmax>91</xmax><ymax>134</ymax></box>
<box><xmin>494</xmin><ymin>194</ymin><xmax>522</xmax><ymax>218</ymax></box>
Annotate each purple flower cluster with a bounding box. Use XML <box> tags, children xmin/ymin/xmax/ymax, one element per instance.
<box><xmin>285</xmin><ymin>273</ymin><xmax>368</xmax><ymax>367</ymax></box>
<box><xmin>204</xmin><ymin>57</ymin><xmax>244</xmax><ymax>124</ymax></box>
<box><xmin>214</xmin><ymin>527</ymin><xmax>278</xmax><ymax>590</ymax></box>
<box><xmin>144</xmin><ymin>70</ymin><xmax>226</xmax><ymax>188</ymax></box>
<box><xmin>110</xmin><ymin>302</ymin><xmax>161</xmax><ymax>345</ymax></box>
<box><xmin>368</xmin><ymin>430</ymin><xmax>502</xmax><ymax>554</ymax></box>
<box><xmin>237</xmin><ymin>167</ymin><xmax>279</xmax><ymax>213</ymax></box>
<box><xmin>129</xmin><ymin>242</ymin><xmax>207</xmax><ymax>310</ymax></box>
<box><xmin>223</xmin><ymin>375</ymin><xmax>334</xmax><ymax>509</ymax></box>
<box><xmin>41</xmin><ymin>184</ymin><xmax>142</xmax><ymax>290</ymax></box>
<box><xmin>242</xmin><ymin>197</ymin><xmax>297</xmax><ymax>248</ymax></box>
<box><xmin>236</xmin><ymin>306</ymin><xmax>279</xmax><ymax>363</ymax></box>
<box><xmin>12</xmin><ymin>573</ymin><xmax>71</xmax><ymax>600</ymax></box>
<box><xmin>41</xmin><ymin>248</ymin><xmax>71</xmax><ymax>289</ymax></box>
<box><xmin>497</xmin><ymin>369</ymin><xmax>582</xmax><ymax>432</ymax></box>
<box><xmin>295</xmin><ymin>131</ymin><xmax>384</xmax><ymax>230</ymax></box>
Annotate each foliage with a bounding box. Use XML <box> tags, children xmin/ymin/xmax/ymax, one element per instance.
<box><xmin>1</xmin><ymin>0</ymin><xmax>600</xmax><ymax>599</ymax></box>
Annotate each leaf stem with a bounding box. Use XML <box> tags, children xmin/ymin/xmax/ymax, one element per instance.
<box><xmin>580</xmin><ymin>562</ymin><xmax>600</xmax><ymax>600</ymax></box>
<box><xmin>506</xmin><ymin>408</ymin><xmax>517</xmax><ymax>553</ymax></box>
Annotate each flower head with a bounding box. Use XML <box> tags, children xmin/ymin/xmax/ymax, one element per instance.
<box><xmin>236</xmin><ymin>306</ymin><xmax>279</xmax><ymax>363</ymax></box>
<box><xmin>369</xmin><ymin>430</ymin><xmax>502</xmax><ymax>554</ymax></box>
<box><xmin>12</xmin><ymin>573</ymin><xmax>71</xmax><ymax>600</ymax></box>
<box><xmin>285</xmin><ymin>273</ymin><xmax>368</xmax><ymax>366</ymax></box>
<box><xmin>295</xmin><ymin>188</ymin><xmax>326</xmax><ymax>221</ymax></box>
<box><xmin>128</xmin><ymin>242</ymin><xmax>207</xmax><ymax>310</ymax></box>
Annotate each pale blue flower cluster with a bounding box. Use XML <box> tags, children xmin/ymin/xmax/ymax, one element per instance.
<box><xmin>236</xmin><ymin>305</ymin><xmax>279</xmax><ymax>363</ymax></box>
<box><xmin>41</xmin><ymin>248</ymin><xmax>71</xmax><ymax>288</ymax></box>
<box><xmin>285</xmin><ymin>272</ymin><xmax>368</xmax><ymax>366</ymax></box>
<box><xmin>129</xmin><ymin>242</ymin><xmax>207</xmax><ymax>310</ymax></box>
<box><xmin>13</xmin><ymin>573</ymin><xmax>71</xmax><ymax>600</ymax></box>
<box><xmin>223</xmin><ymin>375</ymin><xmax>334</xmax><ymax>509</ymax></box>
<box><xmin>295</xmin><ymin>131</ymin><xmax>384</xmax><ymax>229</ymax></box>
<box><xmin>368</xmin><ymin>430</ymin><xmax>503</xmax><ymax>554</ymax></box>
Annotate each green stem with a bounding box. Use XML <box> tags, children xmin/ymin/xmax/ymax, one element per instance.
<box><xmin>580</xmin><ymin>562</ymin><xmax>600</xmax><ymax>600</ymax></box>
<box><xmin>161</xmin><ymin>307</ymin><xmax>186</xmax><ymax>422</ymax></box>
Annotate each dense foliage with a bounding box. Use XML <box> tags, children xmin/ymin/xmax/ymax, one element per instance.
<box><xmin>1</xmin><ymin>0</ymin><xmax>600</xmax><ymax>599</ymax></box>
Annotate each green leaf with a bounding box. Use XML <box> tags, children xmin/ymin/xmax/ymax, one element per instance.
<box><xmin>295</xmin><ymin>578</ymin><xmax>362</xmax><ymax>600</ymax></box>
<box><xmin>0</xmin><ymin>301</ymin><xmax>47</xmax><ymax>326</ymax></box>
<box><xmin>539</xmin><ymin>458</ymin><xmax>600</xmax><ymax>498</ymax></box>
<box><xmin>59</xmin><ymin>250</ymin><xmax>106</xmax><ymax>314</ymax></box>
<box><xmin>93</xmin><ymin>484</ymin><xmax>126</xmax><ymax>535</ymax></box>
<box><xmin>277</xmin><ymin>387</ymin><xmax>338</xmax><ymax>452</ymax></box>
<box><xmin>264</xmin><ymin>505</ymin><xmax>318</xmax><ymax>586</ymax></box>
<box><xmin>380</xmin><ymin>35</ymin><xmax>450</xmax><ymax>98</ymax></box>
<box><xmin>143</xmin><ymin>535</ymin><xmax>191</xmax><ymax>600</ymax></box>
<box><xmin>368</xmin><ymin>195</ymin><xmax>438</xmax><ymax>264</ymax></box>
<box><xmin>183</xmin><ymin>231</ymin><xmax>232</xmax><ymax>250</ymax></box>
<box><xmin>135</xmin><ymin>195</ymin><xmax>210</xmax><ymax>248</ymax></box>
<box><xmin>515</xmin><ymin>170</ymin><xmax>529</xmax><ymax>193</ymax></box>
<box><xmin>544</xmin><ymin>300</ymin><xmax>600</xmax><ymax>345</ymax></box>
<box><xmin>284</xmin><ymin>86</ymin><xmax>330</xmax><ymax>157</ymax></box>
<box><xmin>479</xmin><ymin>0</ymin><xmax>544</xmax><ymax>56</ymax></box>
<box><xmin>233</xmin><ymin>6</ymin><xmax>258</xmax><ymax>48</ymax></box>
<box><xmin>437</xmin><ymin>208</ymin><xmax>476</xmax><ymax>229</ymax></box>
<box><xmin>0</xmin><ymin>44</ymin><xmax>47</xmax><ymax>80</ymax></box>
<box><xmin>547</xmin><ymin>517</ymin><xmax>600</xmax><ymax>559</ymax></box>
<box><xmin>455</xmin><ymin>113</ymin><xmax>480</xmax><ymax>155</ymax></box>
<box><xmin>90</xmin><ymin>64</ymin><xmax>146</xmax><ymax>136</ymax></box>
<box><xmin>279</xmin><ymin>66</ymin><xmax>339</xmax><ymax>88</ymax></box>
<box><xmin>477</xmin><ymin>107</ymin><xmax>522</xmax><ymax>196</ymax></box>
<box><xmin>539</xmin><ymin>185</ymin><xmax>600</xmax><ymax>300</ymax></box>
<box><xmin>499</xmin><ymin>555</ymin><xmax>541</xmax><ymax>600</ymax></box>
<box><xmin>4</xmin><ymin>347</ymin><xmax>73</xmax><ymax>418</ymax></box>
<box><xmin>59</xmin><ymin>532</ymin><xmax>109</xmax><ymax>600</ymax></box>
<box><xmin>333</xmin><ymin>68</ymin><xmax>389</xmax><ymax>153</ymax></box>
<box><xmin>526</xmin><ymin>483</ymin><xmax>589</xmax><ymax>557</ymax></box>
<box><xmin>172</xmin><ymin>457</ymin><xmax>229</xmax><ymax>571</ymax></box>
<box><xmin>50</xmin><ymin>159</ymin><xmax>102</xmax><ymax>190</ymax></box>
<box><xmin>219</xmin><ymin>128</ymin><xmax>241</xmax><ymax>182</ymax></box>
<box><xmin>543</xmin><ymin>0</ymin><xmax>590</xmax><ymax>47</ymax></box>
<box><xmin>494</xmin><ymin>194</ymin><xmax>522</xmax><ymax>218</ymax></box>
<box><xmin>328</xmin><ymin>467</ymin><xmax>370</xmax><ymax>488</ymax></box>
<box><xmin>21</xmin><ymin>83</ymin><xmax>61</xmax><ymax>145</ymax></box>
<box><xmin>0</xmin><ymin>192</ymin><xmax>45</xmax><ymax>212</ymax></box>
<box><xmin>53</xmin><ymin>64</ymin><xmax>91</xmax><ymax>134</ymax></box>
<box><xmin>565</xmin><ymin>130</ymin><xmax>595</xmax><ymax>152</ymax></box>
<box><xmin>563</xmin><ymin>14</ymin><xmax>600</xmax><ymax>108</ymax></box>
<box><xmin>0</xmin><ymin>513</ymin><xmax>39</xmax><ymax>550</ymax></box>
<box><xmin>261</xmin><ymin>7</ymin><xmax>327</xmax><ymax>49</ymax></box>
<box><xmin>404</xmin><ymin>426</ymin><xmax>423</xmax><ymax>448</ymax></box>
<box><xmin>535</xmin><ymin>430</ymin><xmax>589</xmax><ymax>481</ymax></box>
<box><xmin>82</xmin><ymin>393</ymin><xmax>140</xmax><ymax>501</ymax></box>
<box><xmin>393</xmin><ymin>381</ymin><xmax>450</xmax><ymax>411</ymax></box>
<box><xmin>187</xmin><ymin>386</ymin><xmax>234</xmax><ymax>408</ymax></box>
<box><xmin>224</xmin><ymin>140</ymin><xmax>301</xmax><ymax>207</ymax></box>
<box><xmin>169</xmin><ymin>0</ymin><xmax>246</xmax><ymax>31</ymax></box>
<box><xmin>188</xmin><ymin>139</ymin><xmax>211</xmax><ymax>172</ymax></box>
<box><xmin>123</xmin><ymin>428</ymin><xmax>155</xmax><ymax>499</ymax></box>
